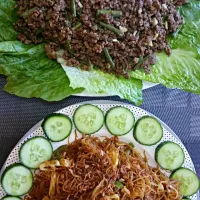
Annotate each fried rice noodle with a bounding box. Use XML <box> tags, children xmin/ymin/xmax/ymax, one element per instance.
<box><xmin>24</xmin><ymin>136</ymin><xmax>182</xmax><ymax>200</ymax></box>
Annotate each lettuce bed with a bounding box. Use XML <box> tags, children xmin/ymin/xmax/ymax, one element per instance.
<box><xmin>0</xmin><ymin>0</ymin><xmax>199</xmax><ymax>105</ymax></box>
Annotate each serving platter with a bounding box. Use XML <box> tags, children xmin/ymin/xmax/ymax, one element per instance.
<box><xmin>0</xmin><ymin>100</ymin><xmax>198</xmax><ymax>199</ymax></box>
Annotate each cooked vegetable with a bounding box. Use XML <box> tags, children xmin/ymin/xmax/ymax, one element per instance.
<box><xmin>103</xmin><ymin>48</ymin><xmax>115</xmax><ymax>67</ymax></box>
<box><xmin>99</xmin><ymin>22</ymin><xmax>123</xmax><ymax>36</ymax></box>
<box><xmin>42</xmin><ymin>113</ymin><xmax>72</xmax><ymax>142</ymax></box>
<box><xmin>73</xmin><ymin>22</ymin><xmax>82</xmax><ymax>30</ymax></box>
<box><xmin>53</xmin><ymin>145</ymin><xmax>67</xmax><ymax>160</ymax></box>
<box><xmin>73</xmin><ymin>104</ymin><xmax>104</xmax><ymax>134</ymax></box>
<box><xmin>66</xmin><ymin>40</ymin><xmax>75</xmax><ymax>55</ymax></box>
<box><xmin>134</xmin><ymin>56</ymin><xmax>149</xmax><ymax>69</ymax></box>
<box><xmin>170</xmin><ymin>167</ymin><xmax>199</xmax><ymax>197</ymax></box>
<box><xmin>114</xmin><ymin>181</ymin><xmax>123</xmax><ymax>189</ymax></box>
<box><xmin>134</xmin><ymin>116</ymin><xmax>163</xmax><ymax>145</ymax></box>
<box><xmin>96</xmin><ymin>10</ymin><xmax>122</xmax><ymax>17</ymax></box>
<box><xmin>71</xmin><ymin>0</ymin><xmax>77</xmax><ymax>17</ymax></box>
<box><xmin>155</xmin><ymin>141</ymin><xmax>185</xmax><ymax>171</ymax></box>
<box><xmin>1</xmin><ymin>164</ymin><xmax>33</xmax><ymax>196</ymax></box>
<box><xmin>21</xmin><ymin>7</ymin><xmax>36</xmax><ymax>19</ymax></box>
<box><xmin>129</xmin><ymin>142</ymin><xmax>134</xmax><ymax>148</ymax></box>
<box><xmin>105</xmin><ymin>107</ymin><xmax>135</xmax><ymax>136</ymax></box>
<box><xmin>20</xmin><ymin>136</ymin><xmax>53</xmax><ymax>168</ymax></box>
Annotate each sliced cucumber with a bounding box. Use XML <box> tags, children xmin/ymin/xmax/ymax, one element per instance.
<box><xmin>42</xmin><ymin>113</ymin><xmax>72</xmax><ymax>142</ymax></box>
<box><xmin>134</xmin><ymin>116</ymin><xmax>163</xmax><ymax>145</ymax></box>
<box><xmin>1</xmin><ymin>197</ymin><xmax>21</xmax><ymax>200</ymax></box>
<box><xmin>155</xmin><ymin>141</ymin><xmax>185</xmax><ymax>171</ymax></box>
<box><xmin>1</xmin><ymin>164</ymin><xmax>33</xmax><ymax>196</ymax></box>
<box><xmin>182</xmin><ymin>198</ymin><xmax>190</xmax><ymax>200</ymax></box>
<box><xmin>170</xmin><ymin>167</ymin><xmax>200</xmax><ymax>196</ymax></box>
<box><xmin>20</xmin><ymin>136</ymin><xmax>53</xmax><ymax>169</ymax></box>
<box><xmin>105</xmin><ymin>107</ymin><xmax>135</xmax><ymax>136</ymax></box>
<box><xmin>73</xmin><ymin>104</ymin><xmax>104</xmax><ymax>134</ymax></box>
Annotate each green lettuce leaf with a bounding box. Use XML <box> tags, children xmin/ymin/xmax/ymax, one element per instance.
<box><xmin>131</xmin><ymin>49</ymin><xmax>200</xmax><ymax>94</ymax></box>
<box><xmin>169</xmin><ymin>1</ymin><xmax>200</xmax><ymax>52</ymax></box>
<box><xmin>131</xmin><ymin>0</ymin><xmax>200</xmax><ymax>94</ymax></box>
<box><xmin>0</xmin><ymin>0</ymin><xmax>18</xmax><ymax>41</ymax></box>
<box><xmin>0</xmin><ymin>42</ymin><xmax>84</xmax><ymax>100</ymax></box>
<box><xmin>62</xmin><ymin>66</ymin><xmax>143</xmax><ymax>105</ymax></box>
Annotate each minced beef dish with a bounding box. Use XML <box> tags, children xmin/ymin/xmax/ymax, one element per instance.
<box><xmin>14</xmin><ymin>0</ymin><xmax>186</xmax><ymax>78</ymax></box>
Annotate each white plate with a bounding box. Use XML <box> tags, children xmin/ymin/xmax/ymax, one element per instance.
<box><xmin>0</xmin><ymin>100</ymin><xmax>198</xmax><ymax>199</ymax></box>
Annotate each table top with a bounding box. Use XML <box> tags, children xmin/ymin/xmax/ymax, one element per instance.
<box><xmin>0</xmin><ymin>75</ymin><xmax>200</xmax><ymax>178</ymax></box>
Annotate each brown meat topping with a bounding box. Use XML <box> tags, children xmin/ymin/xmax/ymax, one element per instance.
<box><xmin>14</xmin><ymin>0</ymin><xmax>186</xmax><ymax>78</ymax></box>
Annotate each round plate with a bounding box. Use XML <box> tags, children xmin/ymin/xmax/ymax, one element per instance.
<box><xmin>0</xmin><ymin>100</ymin><xmax>198</xmax><ymax>199</ymax></box>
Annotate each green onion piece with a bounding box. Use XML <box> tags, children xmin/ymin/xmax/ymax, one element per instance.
<box><xmin>97</xmin><ymin>9</ymin><xmax>122</xmax><ymax>17</ymax></box>
<box><xmin>103</xmin><ymin>48</ymin><xmax>115</xmax><ymax>68</ymax></box>
<box><xmin>66</xmin><ymin>40</ymin><xmax>75</xmax><ymax>55</ymax></box>
<box><xmin>73</xmin><ymin>22</ymin><xmax>82</xmax><ymax>30</ymax></box>
<box><xmin>99</xmin><ymin>22</ymin><xmax>123</xmax><ymax>36</ymax></box>
<box><xmin>129</xmin><ymin>142</ymin><xmax>134</xmax><ymax>148</ymax></box>
<box><xmin>71</xmin><ymin>0</ymin><xmax>77</xmax><ymax>17</ymax></box>
<box><xmin>21</xmin><ymin>7</ymin><xmax>37</xmax><ymax>18</ymax></box>
<box><xmin>114</xmin><ymin>181</ymin><xmax>124</xmax><ymax>190</ymax></box>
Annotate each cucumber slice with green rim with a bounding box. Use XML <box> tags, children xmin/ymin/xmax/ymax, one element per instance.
<box><xmin>1</xmin><ymin>197</ymin><xmax>21</xmax><ymax>200</ymax></box>
<box><xmin>42</xmin><ymin>113</ymin><xmax>72</xmax><ymax>142</ymax></box>
<box><xmin>134</xmin><ymin>116</ymin><xmax>163</xmax><ymax>145</ymax></box>
<box><xmin>182</xmin><ymin>198</ymin><xmax>190</xmax><ymax>200</ymax></box>
<box><xmin>170</xmin><ymin>167</ymin><xmax>200</xmax><ymax>196</ymax></box>
<box><xmin>155</xmin><ymin>141</ymin><xmax>185</xmax><ymax>171</ymax></box>
<box><xmin>1</xmin><ymin>164</ymin><xmax>33</xmax><ymax>196</ymax></box>
<box><xmin>20</xmin><ymin>136</ymin><xmax>53</xmax><ymax>169</ymax></box>
<box><xmin>105</xmin><ymin>107</ymin><xmax>135</xmax><ymax>136</ymax></box>
<box><xmin>73</xmin><ymin>104</ymin><xmax>104</xmax><ymax>134</ymax></box>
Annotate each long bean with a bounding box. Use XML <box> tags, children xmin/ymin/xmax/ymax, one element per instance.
<box><xmin>97</xmin><ymin>9</ymin><xmax>122</xmax><ymax>17</ymax></box>
<box><xmin>73</xmin><ymin>22</ymin><xmax>82</xmax><ymax>30</ymax></box>
<box><xmin>66</xmin><ymin>40</ymin><xmax>75</xmax><ymax>55</ymax></box>
<box><xmin>134</xmin><ymin>56</ymin><xmax>149</xmax><ymax>69</ymax></box>
<box><xmin>103</xmin><ymin>48</ymin><xmax>115</xmax><ymax>68</ymax></box>
<box><xmin>71</xmin><ymin>0</ymin><xmax>77</xmax><ymax>17</ymax></box>
<box><xmin>21</xmin><ymin>7</ymin><xmax>37</xmax><ymax>18</ymax></box>
<box><xmin>99</xmin><ymin>22</ymin><xmax>123</xmax><ymax>37</ymax></box>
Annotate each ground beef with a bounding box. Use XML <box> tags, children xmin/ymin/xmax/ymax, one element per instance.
<box><xmin>14</xmin><ymin>0</ymin><xmax>186</xmax><ymax>78</ymax></box>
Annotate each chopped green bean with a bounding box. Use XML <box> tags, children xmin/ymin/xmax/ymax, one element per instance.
<box><xmin>99</xmin><ymin>22</ymin><xmax>123</xmax><ymax>36</ymax></box>
<box><xmin>36</xmin><ymin>28</ymin><xmax>44</xmax><ymax>35</ymax></box>
<box><xmin>97</xmin><ymin>9</ymin><xmax>122</xmax><ymax>17</ymax></box>
<box><xmin>21</xmin><ymin>7</ymin><xmax>37</xmax><ymax>18</ymax></box>
<box><xmin>71</xmin><ymin>0</ymin><xmax>77</xmax><ymax>17</ymax></box>
<box><xmin>73</xmin><ymin>22</ymin><xmax>82</xmax><ymax>30</ymax></box>
<box><xmin>103</xmin><ymin>48</ymin><xmax>115</xmax><ymax>68</ymax></box>
<box><xmin>66</xmin><ymin>40</ymin><xmax>75</xmax><ymax>55</ymax></box>
<box><xmin>134</xmin><ymin>56</ymin><xmax>149</xmax><ymax>69</ymax></box>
